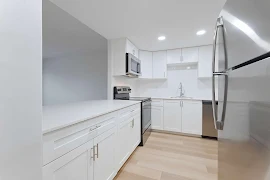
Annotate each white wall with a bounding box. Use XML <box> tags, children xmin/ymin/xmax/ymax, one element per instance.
<box><xmin>43</xmin><ymin>53</ymin><xmax>107</xmax><ymax>105</ymax></box>
<box><xmin>43</xmin><ymin>0</ymin><xmax>108</xmax><ymax>105</ymax></box>
<box><xmin>0</xmin><ymin>0</ymin><xmax>42</xmax><ymax>180</ymax></box>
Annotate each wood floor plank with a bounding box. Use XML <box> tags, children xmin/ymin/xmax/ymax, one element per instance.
<box><xmin>160</xmin><ymin>172</ymin><xmax>192</xmax><ymax>180</ymax></box>
<box><xmin>114</xmin><ymin>132</ymin><xmax>218</xmax><ymax>180</ymax></box>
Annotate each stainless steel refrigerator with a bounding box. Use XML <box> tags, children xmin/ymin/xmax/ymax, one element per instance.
<box><xmin>212</xmin><ymin>0</ymin><xmax>270</xmax><ymax>179</ymax></box>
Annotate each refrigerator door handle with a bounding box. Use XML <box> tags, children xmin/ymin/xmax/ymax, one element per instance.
<box><xmin>212</xmin><ymin>16</ymin><xmax>226</xmax><ymax>74</ymax></box>
<box><xmin>212</xmin><ymin>73</ymin><xmax>228</xmax><ymax>131</ymax></box>
<box><xmin>212</xmin><ymin>16</ymin><xmax>229</xmax><ymax>131</ymax></box>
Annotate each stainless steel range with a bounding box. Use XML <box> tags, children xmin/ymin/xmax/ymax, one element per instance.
<box><xmin>114</xmin><ymin>86</ymin><xmax>151</xmax><ymax>146</ymax></box>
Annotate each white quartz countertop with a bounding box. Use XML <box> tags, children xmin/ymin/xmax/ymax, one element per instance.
<box><xmin>43</xmin><ymin>100</ymin><xmax>140</xmax><ymax>134</ymax></box>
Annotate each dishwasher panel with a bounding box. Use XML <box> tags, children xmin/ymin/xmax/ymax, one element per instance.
<box><xmin>202</xmin><ymin>101</ymin><xmax>218</xmax><ymax>138</ymax></box>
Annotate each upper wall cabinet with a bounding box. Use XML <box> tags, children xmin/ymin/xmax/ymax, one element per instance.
<box><xmin>110</xmin><ymin>38</ymin><xmax>139</xmax><ymax>76</ymax></box>
<box><xmin>198</xmin><ymin>45</ymin><xmax>215</xmax><ymax>78</ymax></box>
<box><xmin>153</xmin><ymin>51</ymin><xmax>167</xmax><ymax>79</ymax></box>
<box><xmin>167</xmin><ymin>49</ymin><xmax>181</xmax><ymax>64</ymax></box>
<box><xmin>126</xmin><ymin>39</ymin><xmax>139</xmax><ymax>58</ymax></box>
<box><xmin>181</xmin><ymin>47</ymin><xmax>199</xmax><ymax>63</ymax></box>
<box><xmin>139</xmin><ymin>51</ymin><xmax>153</xmax><ymax>79</ymax></box>
<box><xmin>167</xmin><ymin>47</ymin><xmax>198</xmax><ymax>66</ymax></box>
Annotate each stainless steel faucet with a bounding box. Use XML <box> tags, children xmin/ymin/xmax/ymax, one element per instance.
<box><xmin>179</xmin><ymin>82</ymin><xmax>185</xmax><ymax>97</ymax></box>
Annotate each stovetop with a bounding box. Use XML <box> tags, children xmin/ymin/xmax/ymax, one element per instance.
<box><xmin>129</xmin><ymin>97</ymin><xmax>151</xmax><ymax>102</ymax></box>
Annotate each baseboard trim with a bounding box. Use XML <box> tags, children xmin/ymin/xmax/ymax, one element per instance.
<box><xmin>151</xmin><ymin>129</ymin><xmax>201</xmax><ymax>138</ymax></box>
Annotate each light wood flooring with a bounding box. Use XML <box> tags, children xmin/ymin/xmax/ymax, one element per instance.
<box><xmin>114</xmin><ymin>132</ymin><xmax>218</xmax><ymax>180</ymax></box>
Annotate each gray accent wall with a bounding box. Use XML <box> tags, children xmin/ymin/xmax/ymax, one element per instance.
<box><xmin>43</xmin><ymin>0</ymin><xmax>108</xmax><ymax>106</ymax></box>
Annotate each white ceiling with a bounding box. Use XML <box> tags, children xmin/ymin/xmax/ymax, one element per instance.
<box><xmin>49</xmin><ymin>0</ymin><xmax>226</xmax><ymax>51</ymax></box>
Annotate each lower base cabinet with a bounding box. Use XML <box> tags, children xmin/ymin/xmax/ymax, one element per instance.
<box><xmin>130</xmin><ymin>113</ymin><xmax>141</xmax><ymax>151</ymax></box>
<box><xmin>181</xmin><ymin>101</ymin><xmax>202</xmax><ymax>135</ymax></box>
<box><xmin>158</xmin><ymin>99</ymin><xmax>202</xmax><ymax>136</ymax></box>
<box><xmin>94</xmin><ymin>127</ymin><xmax>117</xmax><ymax>180</ymax></box>
<box><xmin>151</xmin><ymin>106</ymin><xmax>164</xmax><ymax>130</ymax></box>
<box><xmin>43</xmin><ymin>127</ymin><xmax>117</xmax><ymax>180</ymax></box>
<box><xmin>43</xmin><ymin>104</ymin><xmax>141</xmax><ymax>180</ymax></box>
<box><xmin>116</xmin><ymin>112</ymin><xmax>141</xmax><ymax>171</ymax></box>
<box><xmin>163</xmin><ymin>100</ymin><xmax>182</xmax><ymax>132</ymax></box>
<box><xmin>43</xmin><ymin>140</ymin><xmax>94</xmax><ymax>180</ymax></box>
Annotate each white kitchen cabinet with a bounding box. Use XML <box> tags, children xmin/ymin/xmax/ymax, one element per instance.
<box><xmin>153</xmin><ymin>51</ymin><xmax>167</xmax><ymax>79</ymax></box>
<box><xmin>163</xmin><ymin>100</ymin><xmax>182</xmax><ymax>132</ymax></box>
<box><xmin>43</xmin><ymin>140</ymin><xmax>94</xmax><ymax>180</ymax></box>
<box><xmin>110</xmin><ymin>38</ymin><xmax>139</xmax><ymax>76</ymax></box>
<box><xmin>130</xmin><ymin>113</ymin><xmax>141</xmax><ymax>151</ymax></box>
<box><xmin>139</xmin><ymin>50</ymin><xmax>153</xmax><ymax>79</ymax></box>
<box><xmin>151</xmin><ymin>106</ymin><xmax>164</xmax><ymax>130</ymax></box>
<box><xmin>116</xmin><ymin>116</ymin><xmax>133</xmax><ymax>170</ymax></box>
<box><xmin>126</xmin><ymin>39</ymin><xmax>139</xmax><ymax>58</ymax></box>
<box><xmin>167</xmin><ymin>49</ymin><xmax>181</xmax><ymax>64</ymax></box>
<box><xmin>116</xmin><ymin>109</ymin><xmax>141</xmax><ymax>171</ymax></box>
<box><xmin>198</xmin><ymin>45</ymin><xmax>215</xmax><ymax>78</ymax></box>
<box><xmin>93</xmin><ymin>127</ymin><xmax>117</xmax><ymax>180</ymax></box>
<box><xmin>181</xmin><ymin>101</ymin><xmax>202</xmax><ymax>135</ymax></box>
<box><xmin>181</xmin><ymin>47</ymin><xmax>199</xmax><ymax>63</ymax></box>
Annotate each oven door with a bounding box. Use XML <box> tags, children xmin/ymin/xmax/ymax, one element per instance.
<box><xmin>126</xmin><ymin>53</ymin><xmax>141</xmax><ymax>76</ymax></box>
<box><xmin>142</xmin><ymin>100</ymin><xmax>151</xmax><ymax>134</ymax></box>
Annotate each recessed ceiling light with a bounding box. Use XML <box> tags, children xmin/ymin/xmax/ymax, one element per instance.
<box><xmin>187</xmin><ymin>66</ymin><xmax>191</xmax><ymax>70</ymax></box>
<box><xmin>196</xmin><ymin>30</ymin><xmax>206</xmax><ymax>36</ymax></box>
<box><xmin>158</xmin><ymin>36</ymin><xmax>166</xmax><ymax>41</ymax></box>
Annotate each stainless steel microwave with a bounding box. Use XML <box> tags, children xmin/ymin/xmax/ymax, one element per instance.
<box><xmin>126</xmin><ymin>53</ymin><xmax>141</xmax><ymax>77</ymax></box>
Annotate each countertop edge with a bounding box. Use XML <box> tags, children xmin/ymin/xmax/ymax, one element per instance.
<box><xmin>151</xmin><ymin>97</ymin><xmax>206</xmax><ymax>101</ymax></box>
<box><xmin>42</xmin><ymin>101</ymin><xmax>140</xmax><ymax>134</ymax></box>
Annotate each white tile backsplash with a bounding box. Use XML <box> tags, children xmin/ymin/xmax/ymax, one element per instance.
<box><xmin>110</xmin><ymin>68</ymin><xmax>217</xmax><ymax>100</ymax></box>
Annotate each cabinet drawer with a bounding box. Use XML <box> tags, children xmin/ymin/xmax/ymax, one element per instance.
<box><xmin>43</xmin><ymin>111</ymin><xmax>117</xmax><ymax>165</ymax></box>
<box><xmin>152</xmin><ymin>99</ymin><xmax>164</xmax><ymax>107</ymax></box>
<box><xmin>118</xmin><ymin>104</ymin><xmax>140</xmax><ymax>119</ymax></box>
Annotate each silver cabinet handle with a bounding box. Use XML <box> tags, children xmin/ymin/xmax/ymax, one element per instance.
<box><xmin>164</xmin><ymin>72</ymin><xmax>165</xmax><ymax>77</ymax></box>
<box><xmin>212</xmin><ymin>17</ymin><xmax>229</xmax><ymax>131</ymax></box>
<box><xmin>91</xmin><ymin>147</ymin><xmax>95</xmax><ymax>161</ymax></box>
<box><xmin>180</xmin><ymin>55</ymin><xmax>183</xmax><ymax>62</ymax></box>
<box><xmin>96</xmin><ymin>144</ymin><xmax>99</xmax><ymax>158</ymax></box>
<box><xmin>96</xmin><ymin>125</ymin><xmax>101</xmax><ymax>129</ymax></box>
<box><xmin>130</xmin><ymin>118</ymin><xmax>134</xmax><ymax>128</ymax></box>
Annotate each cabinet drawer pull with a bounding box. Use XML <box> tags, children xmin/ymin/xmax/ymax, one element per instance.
<box><xmin>91</xmin><ymin>147</ymin><xmax>95</xmax><ymax>161</ymax></box>
<box><xmin>90</xmin><ymin>127</ymin><xmax>97</xmax><ymax>131</ymax></box>
<box><xmin>96</xmin><ymin>125</ymin><xmax>101</xmax><ymax>129</ymax></box>
<box><xmin>96</xmin><ymin>144</ymin><xmax>99</xmax><ymax>158</ymax></box>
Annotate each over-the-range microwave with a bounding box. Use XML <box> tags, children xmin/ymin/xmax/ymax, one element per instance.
<box><xmin>126</xmin><ymin>53</ymin><xmax>141</xmax><ymax>77</ymax></box>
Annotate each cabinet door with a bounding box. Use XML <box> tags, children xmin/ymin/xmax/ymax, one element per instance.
<box><xmin>181</xmin><ymin>47</ymin><xmax>199</xmax><ymax>63</ymax></box>
<box><xmin>198</xmin><ymin>45</ymin><xmax>215</xmax><ymax>78</ymax></box>
<box><xmin>94</xmin><ymin>127</ymin><xmax>117</xmax><ymax>180</ymax></box>
<box><xmin>167</xmin><ymin>49</ymin><xmax>181</xmax><ymax>64</ymax></box>
<box><xmin>163</xmin><ymin>100</ymin><xmax>182</xmax><ymax>132</ymax></box>
<box><xmin>126</xmin><ymin>39</ymin><xmax>139</xmax><ymax>58</ymax></box>
<box><xmin>116</xmin><ymin>116</ymin><xmax>133</xmax><ymax>170</ymax></box>
<box><xmin>130</xmin><ymin>113</ymin><xmax>141</xmax><ymax>152</ymax></box>
<box><xmin>181</xmin><ymin>101</ymin><xmax>202</xmax><ymax>135</ymax></box>
<box><xmin>43</xmin><ymin>140</ymin><xmax>94</xmax><ymax>180</ymax></box>
<box><xmin>153</xmin><ymin>51</ymin><xmax>167</xmax><ymax>78</ymax></box>
<box><xmin>139</xmin><ymin>51</ymin><xmax>153</xmax><ymax>79</ymax></box>
<box><xmin>151</xmin><ymin>106</ymin><xmax>164</xmax><ymax>130</ymax></box>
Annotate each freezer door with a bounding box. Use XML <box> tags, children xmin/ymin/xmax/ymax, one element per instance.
<box><xmin>217</xmin><ymin>59</ymin><xmax>270</xmax><ymax>180</ymax></box>
<box><xmin>220</xmin><ymin>0</ymin><xmax>270</xmax><ymax>69</ymax></box>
